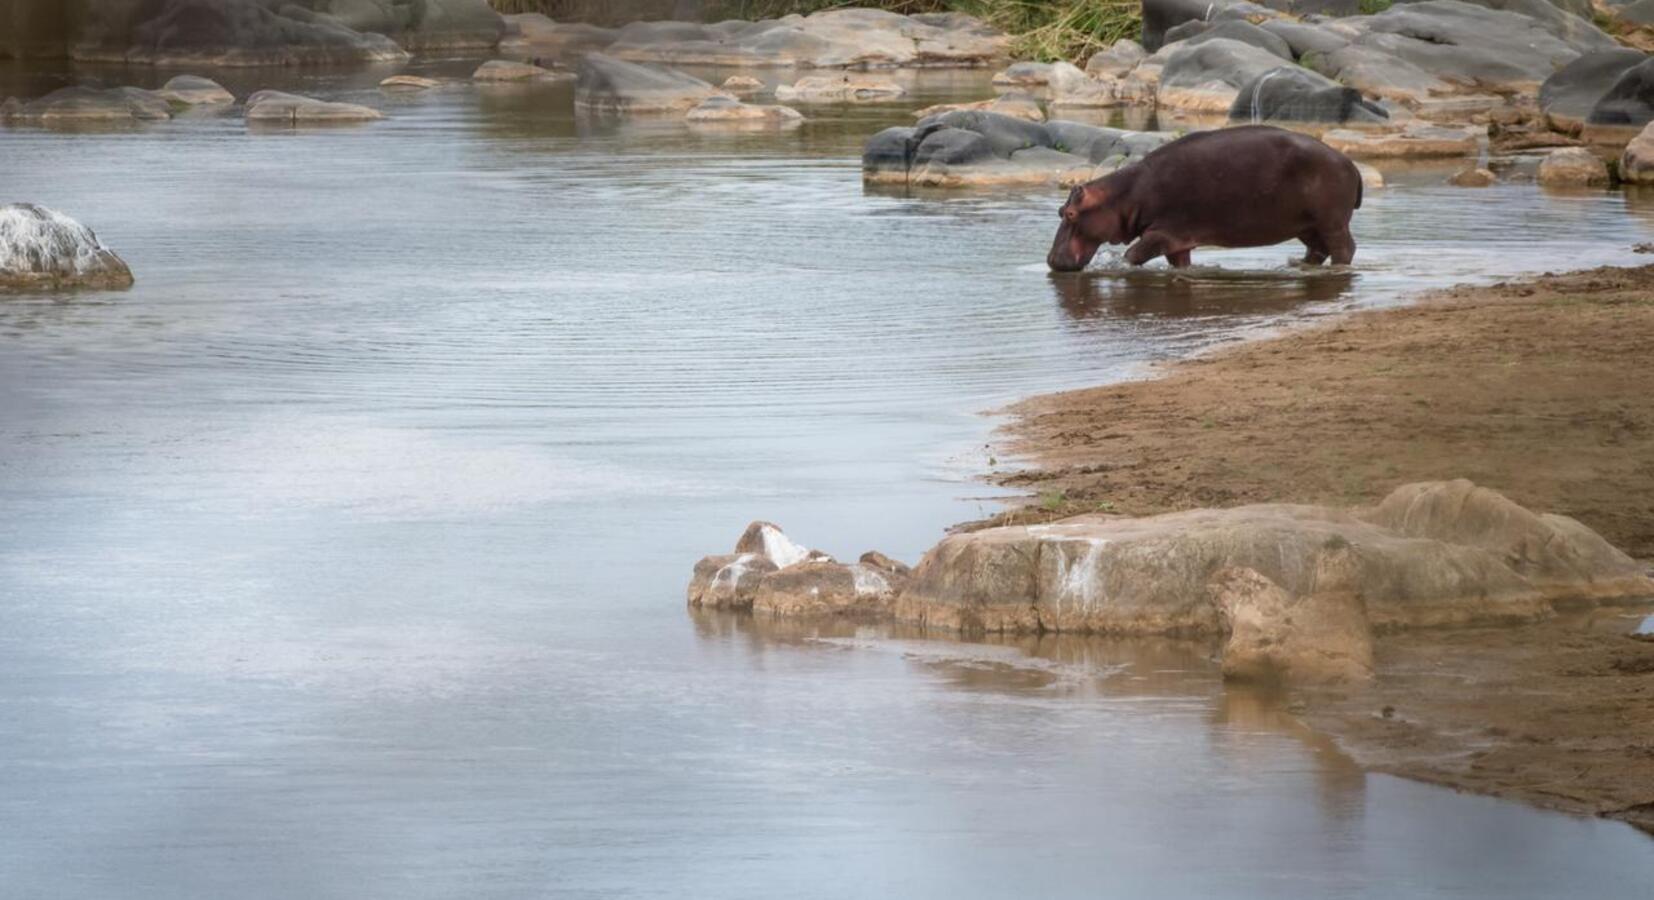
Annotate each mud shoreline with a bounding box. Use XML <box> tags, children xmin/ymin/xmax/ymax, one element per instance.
<box><xmin>988</xmin><ymin>264</ymin><xmax>1654</xmax><ymax>833</ymax></box>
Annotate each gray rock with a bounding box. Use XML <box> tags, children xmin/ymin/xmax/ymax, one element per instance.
<box><xmin>1229</xmin><ymin>66</ymin><xmax>1390</xmax><ymax>124</ymax></box>
<box><xmin>1587</xmin><ymin>58</ymin><xmax>1654</xmax><ymax>133</ymax></box>
<box><xmin>0</xmin><ymin>85</ymin><xmax>172</xmax><ymax>124</ymax></box>
<box><xmin>1540</xmin><ymin>49</ymin><xmax>1647</xmax><ymax>134</ymax></box>
<box><xmin>1351</xmin><ymin>1</ymin><xmax>1603</xmax><ymax>93</ymax></box>
<box><xmin>864</xmin><ymin>112</ymin><xmax>1171</xmax><ymax>188</ymax></box>
<box><xmin>916</xmin><ymin>109</ymin><xmax>1052</xmax><ymax>157</ymax></box>
<box><xmin>1391</xmin><ymin>0</ymin><xmax>1612</xmax><ymax>49</ymax></box>
<box><xmin>574</xmin><ymin>54</ymin><xmax>727</xmax><ymax>114</ymax></box>
<box><xmin>69</xmin><ymin>0</ymin><xmax>413</xmax><ymax>66</ymax></box>
<box><xmin>1172</xmin><ymin>20</ymin><xmax>1295</xmax><ymax>61</ymax></box>
<box><xmin>313</xmin><ymin>0</ymin><xmax>506</xmax><ymax>52</ymax></box>
<box><xmin>1620</xmin><ymin>121</ymin><xmax>1654</xmax><ymax>182</ymax></box>
<box><xmin>0</xmin><ymin>203</ymin><xmax>134</xmax><ymax>291</ymax></box>
<box><xmin>1158</xmin><ymin>38</ymin><xmax>1287</xmax><ymax>112</ymax></box>
<box><xmin>1086</xmin><ymin>39</ymin><xmax>1147</xmax><ymax>78</ymax></box>
<box><xmin>1258</xmin><ymin>20</ymin><xmax>1353</xmax><ymax>58</ymax></box>
<box><xmin>156</xmin><ymin>75</ymin><xmax>234</xmax><ymax>106</ymax></box>
<box><xmin>243</xmin><ymin>90</ymin><xmax>383</xmax><ymax>125</ymax></box>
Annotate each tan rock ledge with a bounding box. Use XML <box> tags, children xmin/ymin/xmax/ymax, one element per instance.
<box><xmin>688</xmin><ymin>482</ymin><xmax>1654</xmax><ymax>685</ymax></box>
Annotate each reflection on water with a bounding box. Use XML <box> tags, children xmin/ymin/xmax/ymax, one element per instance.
<box><xmin>2</xmin><ymin>60</ymin><xmax>1653</xmax><ymax>899</ymax></box>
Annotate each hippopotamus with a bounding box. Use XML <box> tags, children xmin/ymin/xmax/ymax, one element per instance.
<box><xmin>1048</xmin><ymin>125</ymin><xmax>1362</xmax><ymax>272</ymax></box>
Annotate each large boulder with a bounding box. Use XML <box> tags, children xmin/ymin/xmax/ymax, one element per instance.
<box><xmin>243</xmin><ymin>90</ymin><xmax>383</xmax><ymax>125</ymax></box>
<box><xmin>575</xmin><ymin>54</ymin><xmax>728</xmax><ymax>114</ymax></box>
<box><xmin>0</xmin><ymin>203</ymin><xmax>134</xmax><ymax>291</ymax></box>
<box><xmin>0</xmin><ymin>85</ymin><xmax>171</xmax><ymax>124</ymax></box>
<box><xmin>1621</xmin><ymin>121</ymin><xmax>1654</xmax><ymax>183</ymax></box>
<box><xmin>1346</xmin><ymin>1</ymin><xmax>1608</xmax><ymax>95</ymax></box>
<box><xmin>1391</xmin><ymin>0</ymin><xmax>1611</xmax><ymax>49</ymax></box>
<box><xmin>578</xmin><ymin>8</ymin><xmax>1008</xmax><ymax>69</ymax></box>
<box><xmin>1540</xmin><ymin>49</ymin><xmax>1647</xmax><ymax>135</ymax></box>
<box><xmin>1309</xmin><ymin>43</ymin><xmax>1456</xmax><ymax>106</ymax></box>
<box><xmin>863</xmin><ymin>110</ymin><xmax>1172</xmax><ymax>188</ymax></box>
<box><xmin>884</xmin><ymin>481</ymin><xmax>1652</xmax><ymax>680</ymax></box>
<box><xmin>68</xmin><ymin>0</ymin><xmax>412</xmax><ymax>66</ymax></box>
<box><xmin>1585</xmin><ymin>58</ymin><xmax>1654</xmax><ymax>144</ymax></box>
<box><xmin>1170</xmin><ymin>20</ymin><xmax>1294</xmax><ymax>61</ymax></box>
<box><xmin>1229</xmin><ymin>66</ymin><xmax>1389</xmax><ymax>125</ymax></box>
<box><xmin>309</xmin><ymin>0</ymin><xmax>506</xmax><ymax>52</ymax></box>
<box><xmin>1158</xmin><ymin>38</ymin><xmax>1290</xmax><ymax>112</ymax></box>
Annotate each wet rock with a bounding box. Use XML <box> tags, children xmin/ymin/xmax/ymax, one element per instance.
<box><xmin>473</xmin><ymin>59</ymin><xmax>566</xmax><ymax>82</ymax></box>
<box><xmin>1215</xmin><ymin>562</ymin><xmax>1374</xmax><ymax>683</ymax></box>
<box><xmin>774</xmin><ymin>75</ymin><xmax>905</xmax><ymax>103</ymax></box>
<box><xmin>0</xmin><ymin>85</ymin><xmax>171</xmax><ymax>124</ymax></box>
<box><xmin>1537</xmin><ymin>146</ymin><xmax>1611</xmax><ymax>186</ymax></box>
<box><xmin>751</xmin><ymin>560</ymin><xmax>900</xmax><ymax>617</ymax></box>
<box><xmin>689</xmin><ymin>522</ymin><xmax>907</xmax><ymax>617</ymax></box>
<box><xmin>575</xmin><ymin>54</ymin><xmax>727</xmax><ymax>114</ymax></box>
<box><xmin>1449</xmin><ymin>167</ymin><xmax>1496</xmax><ymax>186</ymax></box>
<box><xmin>156</xmin><ymin>75</ymin><xmax>233</xmax><ymax>106</ymax></box>
<box><xmin>243</xmin><ymin>90</ymin><xmax>382</xmax><ymax>125</ymax></box>
<box><xmin>720</xmin><ymin>75</ymin><xmax>765</xmax><ymax>98</ymax></box>
<box><xmin>0</xmin><ymin>203</ymin><xmax>134</xmax><ymax>291</ymax></box>
<box><xmin>685</xmin><ymin>96</ymin><xmax>803</xmax><ymax>128</ymax></box>
<box><xmin>1228</xmin><ymin>66</ymin><xmax>1389</xmax><ymax>125</ymax></box>
<box><xmin>1086</xmin><ymin>39</ymin><xmax>1147</xmax><ymax>79</ymax></box>
<box><xmin>576</xmin><ymin>9</ymin><xmax>1007</xmax><ymax>69</ymax></box>
<box><xmin>380</xmin><ymin>75</ymin><xmax>443</xmax><ymax>91</ymax></box>
<box><xmin>914</xmin><ymin>93</ymin><xmax>1045</xmax><ymax>122</ymax></box>
<box><xmin>1158</xmin><ymin>38</ymin><xmax>1285</xmax><ymax>112</ymax></box>
<box><xmin>1584</xmin><ymin>58</ymin><xmax>1654</xmax><ymax>145</ymax></box>
<box><xmin>1620</xmin><ymin>122</ymin><xmax>1654</xmax><ymax>184</ymax></box>
<box><xmin>865</xmin><ymin>111</ymin><xmax>1172</xmax><ymax>187</ymax></box>
<box><xmin>1539</xmin><ymin>49</ymin><xmax>1646</xmax><ymax>136</ymax></box>
<box><xmin>1321</xmin><ymin>122</ymin><xmax>1481</xmax><ymax>158</ymax></box>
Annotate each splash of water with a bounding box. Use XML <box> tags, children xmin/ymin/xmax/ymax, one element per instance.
<box><xmin>0</xmin><ymin>203</ymin><xmax>117</xmax><ymax>277</ymax></box>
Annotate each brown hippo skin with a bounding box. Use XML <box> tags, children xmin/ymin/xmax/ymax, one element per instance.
<box><xmin>1048</xmin><ymin>125</ymin><xmax>1363</xmax><ymax>272</ymax></box>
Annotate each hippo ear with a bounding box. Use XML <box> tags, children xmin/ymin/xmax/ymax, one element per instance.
<box><xmin>1073</xmin><ymin>183</ymin><xmax>1108</xmax><ymax>213</ymax></box>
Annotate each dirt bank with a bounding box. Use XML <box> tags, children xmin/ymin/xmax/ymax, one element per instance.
<box><xmin>989</xmin><ymin>264</ymin><xmax>1654</xmax><ymax>833</ymax></box>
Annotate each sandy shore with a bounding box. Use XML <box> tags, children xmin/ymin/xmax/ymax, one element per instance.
<box><xmin>988</xmin><ymin>265</ymin><xmax>1654</xmax><ymax>833</ymax></box>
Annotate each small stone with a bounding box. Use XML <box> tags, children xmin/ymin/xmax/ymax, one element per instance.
<box><xmin>1537</xmin><ymin>147</ymin><xmax>1610</xmax><ymax>187</ymax></box>
<box><xmin>1449</xmin><ymin>167</ymin><xmax>1496</xmax><ymax>187</ymax></box>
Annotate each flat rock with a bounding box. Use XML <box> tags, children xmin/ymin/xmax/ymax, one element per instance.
<box><xmin>685</xmin><ymin>96</ymin><xmax>803</xmax><ymax>127</ymax></box>
<box><xmin>244</xmin><ymin>90</ymin><xmax>382</xmax><ymax>125</ymax></box>
<box><xmin>1322</xmin><ymin>122</ymin><xmax>1481</xmax><ymax>157</ymax></box>
<box><xmin>1620</xmin><ymin>121</ymin><xmax>1654</xmax><ymax>183</ymax></box>
<box><xmin>1537</xmin><ymin>146</ymin><xmax>1610</xmax><ymax>186</ymax></box>
<box><xmin>720</xmin><ymin>75</ymin><xmax>765</xmax><ymax>97</ymax></box>
<box><xmin>774</xmin><ymin>75</ymin><xmax>905</xmax><ymax>103</ymax></box>
<box><xmin>0</xmin><ymin>203</ymin><xmax>134</xmax><ymax>291</ymax></box>
<box><xmin>473</xmin><ymin>59</ymin><xmax>567</xmax><ymax>82</ymax></box>
<box><xmin>380</xmin><ymin>75</ymin><xmax>443</xmax><ymax>91</ymax></box>
<box><xmin>575</xmin><ymin>54</ymin><xmax>728</xmax><ymax>114</ymax></box>
<box><xmin>914</xmin><ymin>93</ymin><xmax>1045</xmax><ymax>122</ymax></box>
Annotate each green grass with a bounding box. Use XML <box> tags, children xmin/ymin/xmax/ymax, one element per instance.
<box><xmin>488</xmin><ymin>1</ymin><xmax>1142</xmax><ymax>62</ymax></box>
<box><xmin>1357</xmin><ymin>0</ymin><xmax>1391</xmax><ymax>13</ymax></box>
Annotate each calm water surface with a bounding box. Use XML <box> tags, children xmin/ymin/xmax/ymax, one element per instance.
<box><xmin>3</xmin><ymin>60</ymin><xmax>1653</xmax><ymax>898</ymax></box>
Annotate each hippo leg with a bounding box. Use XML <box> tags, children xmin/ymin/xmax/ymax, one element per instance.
<box><xmin>1325</xmin><ymin>227</ymin><xmax>1356</xmax><ymax>266</ymax></box>
<box><xmin>1124</xmin><ymin>231</ymin><xmax>1172</xmax><ymax>267</ymax></box>
<box><xmin>1299</xmin><ymin>231</ymin><xmax>1329</xmax><ymax>266</ymax></box>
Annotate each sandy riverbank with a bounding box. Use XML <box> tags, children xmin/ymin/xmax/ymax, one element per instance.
<box><xmin>986</xmin><ymin>264</ymin><xmax>1654</xmax><ymax>833</ymax></box>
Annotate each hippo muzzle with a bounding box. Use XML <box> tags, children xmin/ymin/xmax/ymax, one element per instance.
<box><xmin>1047</xmin><ymin>219</ymin><xmax>1101</xmax><ymax>273</ymax></box>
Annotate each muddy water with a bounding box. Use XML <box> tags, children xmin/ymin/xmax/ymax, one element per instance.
<box><xmin>2</xmin><ymin>62</ymin><xmax>1652</xmax><ymax>898</ymax></box>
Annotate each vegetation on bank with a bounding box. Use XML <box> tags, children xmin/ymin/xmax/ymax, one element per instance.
<box><xmin>486</xmin><ymin>1</ymin><xmax>1142</xmax><ymax>61</ymax></box>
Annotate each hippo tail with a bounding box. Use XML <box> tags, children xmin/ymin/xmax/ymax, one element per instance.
<box><xmin>1355</xmin><ymin>176</ymin><xmax>1363</xmax><ymax>210</ymax></box>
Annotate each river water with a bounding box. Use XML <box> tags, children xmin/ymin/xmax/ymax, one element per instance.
<box><xmin>3</xmin><ymin>61</ymin><xmax>1653</xmax><ymax>898</ymax></box>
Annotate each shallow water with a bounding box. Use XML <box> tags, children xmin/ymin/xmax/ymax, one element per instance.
<box><xmin>3</xmin><ymin>62</ymin><xmax>1653</xmax><ymax>898</ymax></box>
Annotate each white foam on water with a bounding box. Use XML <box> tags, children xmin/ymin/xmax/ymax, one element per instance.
<box><xmin>760</xmin><ymin>524</ymin><xmax>811</xmax><ymax>568</ymax></box>
<box><xmin>0</xmin><ymin>203</ymin><xmax>111</xmax><ymax>277</ymax></box>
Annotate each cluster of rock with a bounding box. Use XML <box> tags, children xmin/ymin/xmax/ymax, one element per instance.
<box><xmin>993</xmin><ymin>0</ymin><xmax>1654</xmax><ymax>160</ymax></box>
<box><xmin>864</xmin><ymin>110</ymin><xmax>1174</xmax><ymax>188</ymax></box>
<box><xmin>500</xmin><ymin>8</ymin><xmax>1009</xmax><ymax>69</ymax></box>
<box><xmin>0</xmin><ymin>204</ymin><xmax>134</xmax><ymax>291</ymax></box>
<box><xmin>0</xmin><ymin>75</ymin><xmax>234</xmax><ymax>125</ymax></box>
<box><xmin>688</xmin><ymin>481</ymin><xmax>1654</xmax><ymax>684</ymax></box>
<box><xmin>1</xmin><ymin>0</ymin><xmax>506</xmax><ymax>65</ymax></box>
<box><xmin>575</xmin><ymin>54</ymin><xmax>803</xmax><ymax>127</ymax></box>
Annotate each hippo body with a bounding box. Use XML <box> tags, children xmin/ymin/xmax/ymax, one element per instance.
<box><xmin>1048</xmin><ymin>125</ymin><xmax>1362</xmax><ymax>272</ymax></box>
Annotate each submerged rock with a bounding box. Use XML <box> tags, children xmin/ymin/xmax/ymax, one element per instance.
<box><xmin>243</xmin><ymin>90</ymin><xmax>383</xmax><ymax>125</ymax></box>
<box><xmin>0</xmin><ymin>86</ymin><xmax>172</xmax><ymax>124</ymax></box>
<box><xmin>1449</xmin><ymin>167</ymin><xmax>1496</xmax><ymax>186</ymax></box>
<box><xmin>774</xmin><ymin>75</ymin><xmax>906</xmax><ymax>103</ymax></box>
<box><xmin>1537</xmin><ymin>146</ymin><xmax>1611</xmax><ymax>186</ymax></box>
<box><xmin>864</xmin><ymin>110</ymin><xmax>1171</xmax><ymax>188</ymax></box>
<box><xmin>0</xmin><ymin>204</ymin><xmax>134</xmax><ymax>291</ymax></box>
<box><xmin>685</xmin><ymin>96</ymin><xmax>803</xmax><ymax>128</ymax></box>
<box><xmin>688</xmin><ymin>521</ymin><xmax>909</xmax><ymax>616</ymax></box>
<box><xmin>575</xmin><ymin>54</ymin><xmax>728</xmax><ymax>114</ymax></box>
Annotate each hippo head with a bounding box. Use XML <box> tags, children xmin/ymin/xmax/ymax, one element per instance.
<box><xmin>1048</xmin><ymin>182</ymin><xmax>1125</xmax><ymax>272</ymax></box>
